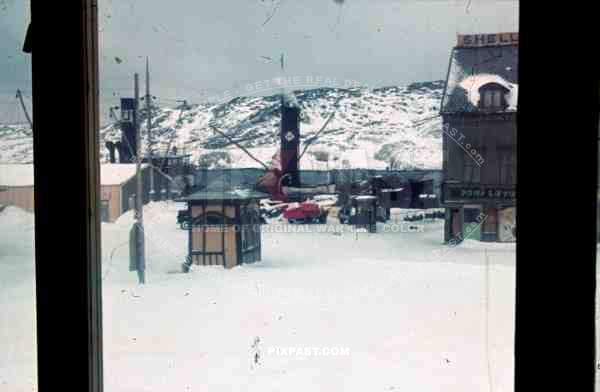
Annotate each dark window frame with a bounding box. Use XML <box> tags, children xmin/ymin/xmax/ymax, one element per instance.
<box><xmin>479</xmin><ymin>82</ymin><xmax>509</xmax><ymax>110</ymax></box>
<box><xmin>30</xmin><ymin>1</ymin><xmax>103</xmax><ymax>392</ymax></box>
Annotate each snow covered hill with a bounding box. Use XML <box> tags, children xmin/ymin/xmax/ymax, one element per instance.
<box><xmin>0</xmin><ymin>124</ymin><xmax>33</xmax><ymax>164</ymax></box>
<box><xmin>0</xmin><ymin>81</ymin><xmax>444</xmax><ymax>170</ymax></box>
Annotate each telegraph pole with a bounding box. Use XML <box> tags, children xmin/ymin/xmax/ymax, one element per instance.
<box><xmin>279</xmin><ymin>53</ymin><xmax>285</xmax><ymax>106</ymax></box>
<box><xmin>145</xmin><ymin>57</ymin><xmax>152</xmax><ymax>139</ymax></box>
<box><xmin>145</xmin><ymin>57</ymin><xmax>156</xmax><ymax>200</ymax></box>
<box><xmin>134</xmin><ymin>73</ymin><xmax>146</xmax><ymax>284</ymax></box>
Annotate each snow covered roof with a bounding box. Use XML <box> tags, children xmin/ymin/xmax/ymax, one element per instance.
<box><xmin>0</xmin><ymin>163</ymin><xmax>147</xmax><ymax>187</ymax></box>
<box><xmin>0</xmin><ymin>164</ymin><xmax>34</xmax><ymax>187</ymax></box>
<box><xmin>101</xmin><ymin>164</ymin><xmax>148</xmax><ymax>186</ymax></box>
<box><xmin>441</xmin><ymin>43</ymin><xmax>518</xmax><ymax>113</ymax></box>
<box><xmin>197</xmin><ymin>147</ymin><xmax>389</xmax><ymax>170</ymax></box>
<box><xmin>182</xmin><ymin>188</ymin><xmax>269</xmax><ymax>202</ymax></box>
<box><xmin>458</xmin><ymin>74</ymin><xmax>518</xmax><ymax>110</ymax></box>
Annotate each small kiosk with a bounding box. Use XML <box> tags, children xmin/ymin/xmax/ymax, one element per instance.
<box><xmin>180</xmin><ymin>188</ymin><xmax>268</xmax><ymax>271</ymax></box>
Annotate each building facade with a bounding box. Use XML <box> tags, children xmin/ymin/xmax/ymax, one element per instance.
<box><xmin>440</xmin><ymin>33</ymin><xmax>518</xmax><ymax>242</ymax></box>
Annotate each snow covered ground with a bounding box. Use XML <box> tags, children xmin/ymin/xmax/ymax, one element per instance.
<box><xmin>0</xmin><ymin>203</ymin><xmax>517</xmax><ymax>392</ymax></box>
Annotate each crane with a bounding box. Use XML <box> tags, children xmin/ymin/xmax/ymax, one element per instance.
<box><xmin>16</xmin><ymin>89</ymin><xmax>33</xmax><ymax>130</ymax></box>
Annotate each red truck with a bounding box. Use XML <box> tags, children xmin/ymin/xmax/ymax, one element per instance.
<box><xmin>282</xmin><ymin>201</ymin><xmax>328</xmax><ymax>224</ymax></box>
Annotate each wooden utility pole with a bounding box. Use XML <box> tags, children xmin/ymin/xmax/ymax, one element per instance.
<box><xmin>16</xmin><ymin>89</ymin><xmax>33</xmax><ymax>129</ymax></box>
<box><xmin>145</xmin><ymin>57</ymin><xmax>155</xmax><ymax>199</ymax></box>
<box><xmin>134</xmin><ymin>72</ymin><xmax>146</xmax><ymax>284</ymax></box>
<box><xmin>145</xmin><ymin>57</ymin><xmax>152</xmax><ymax>142</ymax></box>
<box><xmin>279</xmin><ymin>53</ymin><xmax>285</xmax><ymax>106</ymax></box>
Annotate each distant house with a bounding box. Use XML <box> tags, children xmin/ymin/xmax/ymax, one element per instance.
<box><xmin>99</xmin><ymin>164</ymin><xmax>151</xmax><ymax>222</ymax></box>
<box><xmin>0</xmin><ymin>163</ymin><xmax>150</xmax><ymax>222</ymax></box>
<box><xmin>0</xmin><ymin>165</ymin><xmax>35</xmax><ymax>212</ymax></box>
<box><xmin>440</xmin><ymin>32</ymin><xmax>518</xmax><ymax>242</ymax></box>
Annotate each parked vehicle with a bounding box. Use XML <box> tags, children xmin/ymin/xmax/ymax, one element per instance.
<box><xmin>259</xmin><ymin>198</ymin><xmax>289</xmax><ymax>221</ymax></box>
<box><xmin>261</xmin><ymin>207</ymin><xmax>282</xmax><ymax>218</ymax></box>
<box><xmin>283</xmin><ymin>201</ymin><xmax>328</xmax><ymax>224</ymax></box>
<box><xmin>338</xmin><ymin>201</ymin><xmax>388</xmax><ymax>225</ymax></box>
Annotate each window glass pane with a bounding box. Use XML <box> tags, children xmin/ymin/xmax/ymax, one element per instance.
<box><xmin>484</xmin><ymin>91</ymin><xmax>493</xmax><ymax>107</ymax></box>
<box><xmin>493</xmin><ymin>90</ymin><xmax>502</xmax><ymax>107</ymax></box>
<box><xmin>464</xmin><ymin>155</ymin><xmax>481</xmax><ymax>183</ymax></box>
<box><xmin>597</xmin><ymin>88</ymin><xmax>600</xmax><ymax>389</ymax></box>
<box><xmin>0</xmin><ymin>2</ymin><xmax>36</xmax><ymax>391</ymax></box>
<box><xmin>96</xmin><ymin>1</ymin><xmax>518</xmax><ymax>391</ymax></box>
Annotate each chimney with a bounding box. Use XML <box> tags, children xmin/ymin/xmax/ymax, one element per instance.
<box><xmin>280</xmin><ymin>97</ymin><xmax>300</xmax><ymax>187</ymax></box>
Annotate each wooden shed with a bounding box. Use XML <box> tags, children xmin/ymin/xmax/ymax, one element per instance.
<box><xmin>181</xmin><ymin>188</ymin><xmax>268</xmax><ymax>271</ymax></box>
<box><xmin>99</xmin><ymin>163</ymin><xmax>150</xmax><ymax>222</ymax></box>
<box><xmin>0</xmin><ymin>164</ymin><xmax>35</xmax><ymax>212</ymax></box>
<box><xmin>0</xmin><ymin>163</ymin><xmax>150</xmax><ymax>222</ymax></box>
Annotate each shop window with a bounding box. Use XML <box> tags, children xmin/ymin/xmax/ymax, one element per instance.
<box><xmin>464</xmin><ymin>207</ymin><xmax>483</xmax><ymax>223</ymax></box>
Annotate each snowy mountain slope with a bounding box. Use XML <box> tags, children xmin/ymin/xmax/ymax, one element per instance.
<box><xmin>0</xmin><ymin>124</ymin><xmax>33</xmax><ymax>164</ymax></box>
<box><xmin>0</xmin><ymin>81</ymin><xmax>444</xmax><ymax>170</ymax></box>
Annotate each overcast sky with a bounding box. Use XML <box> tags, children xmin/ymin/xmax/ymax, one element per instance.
<box><xmin>0</xmin><ymin>0</ymin><xmax>518</xmax><ymax>124</ymax></box>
